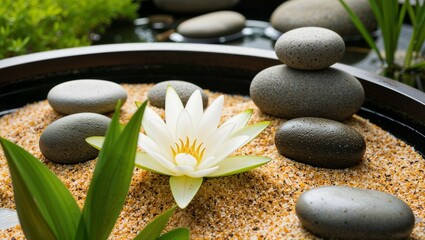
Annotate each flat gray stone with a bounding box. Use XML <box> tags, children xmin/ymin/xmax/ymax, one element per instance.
<box><xmin>270</xmin><ymin>0</ymin><xmax>377</xmax><ymax>38</ymax></box>
<box><xmin>153</xmin><ymin>0</ymin><xmax>240</xmax><ymax>14</ymax></box>
<box><xmin>48</xmin><ymin>79</ymin><xmax>127</xmax><ymax>115</ymax></box>
<box><xmin>250</xmin><ymin>65</ymin><xmax>364</xmax><ymax>121</ymax></box>
<box><xmin>275</xmin><ymin>117</ymin><xmax>365</xmax><ymax>168</ymax></box>
<box><xmin>275</xmin><ymin>27</ymin><xmax>345</xmax><ymax>70</ymax></box>
<box><xmin>0</xmin><ymin>208</ymin><xmax>19</xmax><ymax>230</ymax></box>
<box><xmin>296</xmin><ymin>186</ymin><xmax>415</xmax><ymax>239</ymax></box>
<box><xmin>39</xmin><ymin>113</ymin><xmax>111</xmax><ymax>164</ymax></box>
<box><xmin>148</xmin><ymin>80</ymin><xmax>208</xmax><ymax>109</ymax></box>
<box><xmin>177</xmin><ymin>11</ymin><xmax>245</xmax><ymax>38</ymax></box>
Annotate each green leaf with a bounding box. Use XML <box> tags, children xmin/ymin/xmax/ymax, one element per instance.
<box><xmin>0</xmin><ymin>138</ymin><xmax>81</xmax><ymax>240</ymax></box>
<box><xmin>158</xmin><ymin>228</ymin><xmax>190</xmax><ymax>240</ymax></box>
<box><xmin>134</xmin><ymin>206</ymin><xmax>178</xmax><ymax>240</ymax></box>
<box><xmin>78</xmin><ymin>100</ymin><xmax>148</xmax><ymax>240</ymax></box>
<box><xmin>205</xmin><ymin>156</ymin><xmax>271</xmax><ymax>177</ymax></box>
<box><xmin>170</xmin><ymin>176</ymin><xmax>203</xmax><ymax>209</ymax></box>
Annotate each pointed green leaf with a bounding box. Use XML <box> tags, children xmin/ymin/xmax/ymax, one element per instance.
<box><xmin>206</xmin><ymin>156</ymin><xmax>271</xmax><ymax>177</ymax></box>
<box><xmin>134</xmin><ymin>206</ymin><xmax>178</xmax><ymax>240</ymax></box>
<box><xmin>170</xmin><ymin>176</ymin><xmax>203</xmax><ymax>209</ymax></box>
<box><xmin>0</xmin><ymin>138</ymin><xmax>81</xmax><ymax>240</ymax></box>
<box><xmin>79</xmin><ymin>100</ymin><xmax>148</xmax><ymax>240</ymax></box>
<box><xmin>158</xmin><ymin>228</ymin><xmax>190</xmax><ymax>240</ymax></box>
<box><xmin>85</xmin><ymin>136</ymin><xmax>105</xmax><ymax>150</ymax></box>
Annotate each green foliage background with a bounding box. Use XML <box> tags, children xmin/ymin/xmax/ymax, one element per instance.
<box><xmin>0</xmin><ymin>0</ymin><xmax>139</xmax><ymax>59</ymax></box>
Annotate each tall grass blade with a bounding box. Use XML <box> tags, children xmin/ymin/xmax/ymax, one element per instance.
<box><xmin>157</xmin><ymin>228</ymin><xmax>190</xmax><ymax>240</ymax></box>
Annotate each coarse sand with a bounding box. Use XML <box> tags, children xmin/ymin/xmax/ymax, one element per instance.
<box><xmin>0</xmin><ymin>83</ymin><xmax>424</xmax><ymax>239</ymax></box>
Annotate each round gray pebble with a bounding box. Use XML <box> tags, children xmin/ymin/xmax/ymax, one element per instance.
<box><xmin>296</xmin><ymin>186</ymin><xmax>415</xmax><ymax>239</ymax></box>
<box><xmin>47</xmin><ymin>79</ymin><xmax>127</xmax><ymax>115</ymax></box>
<box><xmin>250</xmin><ymin>65</ymin><xmax>364</xmax><ymax>121</ymax></box>
<box><xmin>148</xmin><ymin>80</ymin><xmax>208</xmax><ymax>109</ymax></box>
<box><xmin>39</xmin><ymin>113</ymin><xmax>111</xmax><ymax>164</ymax></box>
<box><xmin>177</xmin><ymin>11</ymin><xmax>245</xmax><ymax>39</ymax></box>
<box><xmin>275</xmin><ymin>117</ymin><xmax>366</xmax><ymax>168</ymax></box>
<box><xmin>270</xmin><ymin>0</ymin><xmax>377</xmax><ymax>38</ymax></box>
<box><xmin>153</xmin><ymin>0</ymin><xmax>240</xmax><ymax>14</ymax></box>
<box><xmin>275</xmin><ymin>27</ymin><xmax>345</xmax><ymax>70</ymax></box>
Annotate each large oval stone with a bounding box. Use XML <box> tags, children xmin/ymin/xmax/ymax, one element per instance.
<box><xmin>153</xmin><ymin>0</ymin><xmax>240</xmax><ymax>14</ymax></box>
<box><xmin>250</xmin><ymin>65</ymin><xmax>364</xmax><ymax>121</ymax></box>
<box><xmin>48</xmin><ymin>79</ymin><xmax>127</xmax><ymax>115</ymax></box>
<box><xmin>296</xmin><ymin>186</ymin><xmax>415</xmax><ymax>239</ymax></box>
<box><xmin>148</xmin><ymin>80</ymin><xmax>208</xmax><ymax>109</ymax></box>
<box><xmin>275</xmin><ymin>117</ymin><xmax>366</xmax><ymax>168</ymax></box>
<box><xmin>275</xmin><ymin>27</ymin><xmax>345</xmax><ymax>70</ymax></box>
<box><xmin>39</xmin><ymin>113</ymin><xmax>111</xmax><ymax>164</ymax></box>
<box><xmin>270</xmin><ymin>0</ymin><xmax>376</xmax><ymax>38</ymax></box>
<box><xmin>177</xmin><ymin>11</ymin><xmax>245</xmax><ymax>38</ymax></box>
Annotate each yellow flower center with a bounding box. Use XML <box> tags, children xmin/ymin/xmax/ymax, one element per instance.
<box><xmin>171</xmin><ymin>137</ymin><xmax>205</xmax><ymax>162</ymax></box>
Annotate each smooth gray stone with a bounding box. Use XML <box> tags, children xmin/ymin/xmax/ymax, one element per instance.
<box><xmin>275</xmin><ymin>117</ymin><xmax>365</xmax><ymax>168</ymax></box>
<box><xmin>296</xmin><ymin>186</ymin><xmax>415</xmax><ymax>240</ymax></box>
<box><xmin>250</xmin><ymin>65</ymin><xmax>364</xmax><ymax>121</ymax></box>
<box><xmin>39</xmin><ymin>113</ymin><xmax>111</xmax><ymax>164</ymax></box>
<box><xmin>153</xmin><ymin>0</ymin><xmax>240</xmax><ymax>14</ymax></box>
<box><xmin>148</xmin><ymin>80</ymin><xmax>208</xmax><ymax>109</ymax></box>
<box><xmin>270</xmin><ymin>0</ymin><xmax>377</xmax><ymax>38</ymax></box>
<box><xmin>48</xmin><ymin>79</ymin><xmax>127</xmax><ymax>115</ymax></box>
<box><xmin>177</xmin><ymin>11</ymin><xmax>245</xmax><ymax>39</ymax></box>
<box><xmin>275</xmin><ymin>27</ymin><xmax>345</xmax><ymax>70</ymax></box>
<box><xmin>0</xmin><ymin>208</ymin><xmax>19</xmax><ymax>230</ymax></box>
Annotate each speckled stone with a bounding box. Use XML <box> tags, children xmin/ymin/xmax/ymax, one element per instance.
<box><xmin>270</xmin><ymin>0</ymin><xmax>377</xmax><ymax>38</ymax></box>
<box><xmin>249</xmin><ymin>65</ymin><xmax>364</xmax><ymax>121</ymax></box>
<box><xmin>47</xmin><ymin>79</ymin><xmax>127</xmax><ymax>115</ymax></box>
<box><xmin>177</xmin><ymin>11</ymin><xmax>245</xmax><ymax>39</ymax></box>
<box><xmin>148</xmin><ymin>80</ymin><xmax>208</xmax><ymax>109</ymax></box>
<box><xmin>39</xmin><ymin>113</ymin><xmax>111</xmax><ymax>164</ymax></box>
<box><xmin>275</xmin><ymin>117</ymin><xmax>366</xmax><ymax>168</ymax></box>
<box><xmin>275</xmin><ymin>27</ymin><xmax>345</xmax><ymax>70</ymax></box>
<box><xmin>296</xmin><ymin>186</ymin><xmax>415</xmax><ymax>239</ymax></box>
<box><xmin>153</xmin><ymin>0</ymin><xmax>240</xmax><ymax>14</ymax></box>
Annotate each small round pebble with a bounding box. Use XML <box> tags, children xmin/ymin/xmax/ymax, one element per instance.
<box><xmin>250</xmin><ymin>65</ymin><xmax>364</xmax><ymax>121</ymax></box>
<box><xmin>296</xmin><ymin>186</ymin><xmax>415</xmax><ymax>239</ymax></box>
<box><xmin>275</xmin><ymin>27</ymin><xmax>345</xmax><ymax>70</ymax></box>
<box><xmin>148</xmin><ymin>80</ymin><xmax>208</xmax><ymax>109</ymax></box>
<box><xmin>153</xmin><ymin>0</ymin><xmax>240</xmax><ymax>14</ymax></box>
<box><xmin>47</xmin><ymin>79</ymin><xmax>127</xmax><ymax>115</ymax></box>
<box><xmin>177</xmin><ymin>11</ymin><xmax>245</xmax><ymax>39</ymax></box>
<box><xmin>275</xmin><ymin>117</ymin><xmax>366</xmax><ymax>168</ymax></box>
<box><xmin>39</xmin><ymin>113</ymin><xmax>111</xmax><ymax>164</ymax></box>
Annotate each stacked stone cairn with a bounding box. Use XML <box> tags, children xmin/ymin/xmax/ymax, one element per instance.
<box><xmin>251</xmin><ymin>27</ymin><xmax>415</xmax><ymax>239</ymax></box>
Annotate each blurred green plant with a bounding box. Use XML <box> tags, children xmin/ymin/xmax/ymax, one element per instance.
<box><xmin>339</xmin><ymin>0</ymin><xmax>425</xmax><ymax>73</ymax></box>
<box><xmin>0</xmin><ymin>0</ymin><xmax>139</xmax><ymax>59</ymax></box>
<box><xmin>0</xmin><ymin>101</ymin><xmax>189</xmax><ymax>240</ymax></box>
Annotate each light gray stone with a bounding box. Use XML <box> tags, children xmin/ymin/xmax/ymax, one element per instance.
<box><xmin>275</xmin><ymin>117</ymin><xmax>365</xmax><ymax>168</ymax></box>
<box><xmin>39</xmin><ymin>113</ymin><xmax>111</xmax><ymax>164</ymax></box>
<box><xmin>270</xmin><ymin>0</ymin><xmax>377</xmax><ymax>38</ymax></box>
<box><xmin>177</xmin><ymin>11</ymin><xmax>245</xmax><ymax>39</ymax></box>
<box><xmin>296</xmin><ymin>186</ymin><xmax>415</xmax><ymax>239</ymax></box>
<box><xmin>275</xmin><ymin>27</ymin><xmax>345</xmax><ymax>70</ymax></box>
<box><xmin>47</xmin><ymin>79</ymin><xmax>127</xmax><ymax>115</ymax></box>
<box><xmin>249</xmin><ymin>65</ymin><xmax>364</xmax><ymax>121</ymax></box>
<box><xmin>153</xmin><ymin>0</ymin><xmax>240</xmax><ymax>14</ymax></box>
<box><xmin>0</xmin><ymin>208</ymin><xmax>19</xmax><ymax>230</ymax></box>
<box><xmin>148</xmin><ymin>80</ymin><xmax>208</xmax><ymax>109</ymax></box>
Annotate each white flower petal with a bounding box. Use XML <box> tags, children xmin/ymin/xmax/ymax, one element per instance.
<box><xmin>148</xmin><ymin>119</ymin><xmax>175</xmax><ymax>159</ymax></box>
<box><xmin>170</xmin><ymin>176</ymin><xmax>203</xmax><ymax>208</ymax></box>
<box><xmin>221</xmin><ymin>109</ymin><xmax>253</xmax><ymax>134</ymax></box>
<box><xmin>187</xmin><ymin>166</ymin><xmax>219</xmax><ymax>178</ymax></box>
<box><xmin>196</xmin><ymin>95</ymin><xmax>224</xmax><ymax>141</ymax></box>
<box><xmin>175</xmin><ymin>166</ymin><xmax>196</xmax><ymax>175</ymax></box>
<box><xmin>205</xmin><ymin>156</ymin><xmax>271</xmax><ymax>177</ymax></box>
<box><xmin>185</xmin><ymin>90</ymin><xmax>204</xmax><ymax>126</ymax></box>
<box><xmin>202</xmin><ymin>123</ymin><xmax>236</xmax><ymax>159</ymax></box>
<box><xmin>176</xmin><ymin>109</ymin><xmax>194</xmax><ymax>140</ymax></box>
<box><xmin>142</xmin><ymin>106</ymin><xmax>164</xmax><ymax>135</ymax></box>
<box><xmin>150</xmin><ymin>151</ymin><xmax>179</xmax><ymax>172</ymax></box>
<box><xmin>230</xmin><ymin>121</ymin><xmax>270</xmax><ymax>146</ymax></box>
<box><xmin>138</xmin><ymin>133</ymin><xmax>161</xmax><ymax>154</ymax></box>
<box><xmin>135</xmin><ymin>152</ymin><xmax>176</xmax><ymax>176</ymax></box>
<box><xmin>166</xmin><ymin>86</ymin><xmax>184</xmax><ymax>136</ymax></box>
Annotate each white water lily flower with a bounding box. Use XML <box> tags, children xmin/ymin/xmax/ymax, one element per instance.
<box><xmin>87</xmin><ymin>87</ymin><xmax>270</xmax><ymax>209</ymax></box>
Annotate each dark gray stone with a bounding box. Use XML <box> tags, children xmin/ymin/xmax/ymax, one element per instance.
<box><xmin>250</xmin><ymin>65</ymin><xmax>364</xmax><ymax>121</ymax></box>
<box><xmin>153</xmin><ymin>0</ymin><xmax>240</xmax><ymax>14</ymax></box>
<box><xmin>275</xmin><ymin>117</ymin><xmax>365</xmax><ymax>168</ymax></box>
<box><xmin>48</xmin><ymin>79</ymin><xmax>127</xmax><ymax>115</ymax></box>
<box><xmin>275</xmin><ymin>27</ymin><xmax>345</xmax><ymax>70</ymax></box>
<box><xmin>177</xmin><ymin>11</ymin><xmax>245</xmax><ymax>38</ymax></box>
<box><xmin>296</xmin><ymin>186</ymin><xmax>415</xmax><ymax>240</ymax></box>
<box><xmin>270</xmin><ymin>0</ymin><xmax>377</xmax><ymax>38</ymax></box>
<box><xmin>39</xmin><ymin>113</ymin><xmax>111</xmax><ymax>164</ymax></box>
<box><xmin>148</xmin><ymin>80</ymin><xmax>208</xmax><ymax>109</ymax></box>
